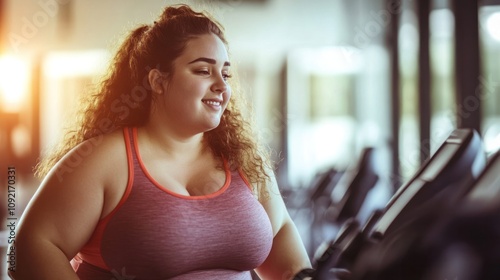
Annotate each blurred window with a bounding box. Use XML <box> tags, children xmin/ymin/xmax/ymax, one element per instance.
<box><xmin>398</xmin><ymin>8</ymin><xmax>420</xmax><ymax>181</ymax></box>
<box><xmin>479</xmin><ymin>5</ymin><xmax>500</xmax><ymax>154</ymax></box>
<box><xmin>429</xmin><ymin>8</ymin><xmax>456</xmax><ymax>153</ymax></box>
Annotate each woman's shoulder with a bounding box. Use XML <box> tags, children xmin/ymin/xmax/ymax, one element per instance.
<box><xmin>70</xmin><ymin>128</ymin><xmax>126</xmax><ymax>163</ymax></box>
<box><xmin>48</xmin><ymin>128</ymin><xmax>128</xmax><ymax>183</ymax></box>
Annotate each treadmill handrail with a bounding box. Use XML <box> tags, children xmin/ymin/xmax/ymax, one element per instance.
<box><xmin>370</xmin><ymin>129</ymin><xmax>483</xmax><ymax>239</ymax></box>
<box><xmin>385</xmin><ymin>129</ymin><xmax>475</xmax><ymax>210</ymax></box>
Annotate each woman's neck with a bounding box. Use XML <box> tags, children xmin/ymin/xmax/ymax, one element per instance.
<box><xmin>139</xmin><ymin>119</ymin><xmax>207</xmax><ymax>163</ymax></box>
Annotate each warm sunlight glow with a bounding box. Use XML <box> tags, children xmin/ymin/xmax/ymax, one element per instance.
<box><xmin>43</xmin><ymin>50</ymin><xmax>110</xmax><ymax>78</ymax></box>
<box><xmin>0</xmin><ymin>55</ymin><xmax>30</xmax><ymax>113</ymax></box>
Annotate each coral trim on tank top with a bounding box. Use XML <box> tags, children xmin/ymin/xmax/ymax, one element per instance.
<box><xmin>75</xmin><ymin>127</ymin><xmax>241</xmax><ymax>271</ymax></box>
<box><xmin>132</xmin><ymin>127</ymin><xmax>232</xmax><ymax>200</ymax></box>
<box><xmin>75</xmin><ymin>128</ymin><xmax>135</xmax><ymax>270</ymax></box>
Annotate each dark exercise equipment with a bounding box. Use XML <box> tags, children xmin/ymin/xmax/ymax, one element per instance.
<box><xmin>309</xmin><ymin>147</ymin><xmax>379</xmax><ymax>256</ymax></box>
<box><xmin>351</xmin><ymin>150</ymin><xmax>500</xmax><ymax>280</ymax></box>
<box><xmin>326</xmin><ymin>147</ymin><xmax>379</xmax><ymax>224</ymax></box>
<box><xmin>294</xmin><ymin>128</ymin><xmax>486</xmax><ymax>280</ymax></box>
<box><xmin>282</xmin><ymin>166</ymin><xmax>345</xmax><ymax>256</ymax></box>
<box><xmin>308</xmin><ymin>167</ymin><xmax>345</xmax><ymax>254</ymax></box>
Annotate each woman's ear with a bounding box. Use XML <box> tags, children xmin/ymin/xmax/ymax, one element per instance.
<box><xmin>148</xmin><ymin>69</ymin><xmax>165</xmax><ymax>94</ymax></box>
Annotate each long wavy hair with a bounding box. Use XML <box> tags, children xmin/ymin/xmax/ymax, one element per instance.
<box><xmin>35</xmin><ymin>5</ymin><xmax>271</xmax><ymax>200</ymax></box>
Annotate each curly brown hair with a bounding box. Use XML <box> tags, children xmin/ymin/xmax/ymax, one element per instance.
<box><xmin>35</xmin><ymin>4</ymin><xmax>271</xmax><ymax>200</ymax></box>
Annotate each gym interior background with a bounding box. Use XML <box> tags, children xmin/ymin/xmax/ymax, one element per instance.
<box><xmin>0</xmin><ymin>0</ymin><xmax>499</xmax><ymax>279</ymax></box>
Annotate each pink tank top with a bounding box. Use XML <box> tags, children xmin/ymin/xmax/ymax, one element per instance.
<box><xmin>71</xmin><ymin>127</ymin><xmax>273</xmax><ymax>279</ymax></box>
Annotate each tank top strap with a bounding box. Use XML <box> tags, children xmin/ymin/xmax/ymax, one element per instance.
<box><xmin>124</xmin><ymin>127</ymin><xmax>140</xmax><ymax>164</ymax></box>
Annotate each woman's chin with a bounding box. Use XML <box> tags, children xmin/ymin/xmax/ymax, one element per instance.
<box><xmin>202</xmin><ymin>120</ymin><xmax>222</xmax><ymax>132</ymax></box>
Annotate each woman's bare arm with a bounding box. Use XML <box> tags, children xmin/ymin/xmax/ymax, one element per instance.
<box><xmin>255</xmin><ymin>173</ymin><xmax>312</xmax><ymax>280</ymax></box>
<box><xmin>10</xmin><ymin>135</ymin><xmax>126</xmax><ymax>279</ymax></box>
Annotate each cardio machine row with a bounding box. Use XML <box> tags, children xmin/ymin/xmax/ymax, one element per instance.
<box><xmin>293</xmin><ymin>128</ymin><xmax>500</xmax><ymax>280</ymax></box>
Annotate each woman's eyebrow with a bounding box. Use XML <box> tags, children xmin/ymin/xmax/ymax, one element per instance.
<box><xmin>188</xmin><ymin>57</ymin><xmax>231</xmax><ymax>66</ymax></box>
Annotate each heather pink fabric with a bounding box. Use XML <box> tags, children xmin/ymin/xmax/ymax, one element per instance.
<box><xmin>73</xmin><ymin>127</ymin><xmax>273</xmax><ymax>279</ymax></box>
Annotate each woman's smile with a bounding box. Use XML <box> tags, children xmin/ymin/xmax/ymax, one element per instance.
<box><xmin>202</xmin><ymin>98</ymin><xmax>223</xmax><ymax>110</ymax></box>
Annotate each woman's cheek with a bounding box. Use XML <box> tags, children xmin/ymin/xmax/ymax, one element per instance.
<box><xmin>224</xmin><ymin>90</ymin><xmax>232</xmax><ymax>104</ymax></box>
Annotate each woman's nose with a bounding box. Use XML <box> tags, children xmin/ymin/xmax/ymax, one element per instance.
<box><xmin>211</xmin><ymin>74</ymin><xmax>228</xmax><ymax>93</ymax></box>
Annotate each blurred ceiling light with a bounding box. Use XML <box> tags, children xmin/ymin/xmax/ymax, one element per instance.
<box><xmin>430</xmin><ymin>9</ymin><xmax>454</xmax><ymax>39</ymax></box>
<box><xmin>0</xmin><ymin>55</ymin><xmax>30</xmax><ymax>113</ymax></box>
<box><xmin>12</xmin><ymin>124</ymin><xmax>31</xmax><ymax>157</ymax></box>
<box><xmin>484</xmin><ymin>125</ymin><xmax>500</xmax><ymax>153</ymax></box>
<box><xmin>291</xmin><ymin>46</ymin><xmax>362</xmax><ymax>75</ymax></box>
<box><xmin>43</xmin><ymin>49</ymin><xmax>110</xmax><ymax>78</ymax></box>
<box><xmin>486</xmin><ymin>12</ymin><xmax>500</xmax><ymax>41</ymax></box>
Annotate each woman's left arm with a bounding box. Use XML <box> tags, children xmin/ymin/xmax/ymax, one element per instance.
<box><xmin>255</xmin><ymin>173</ymin><xmax>312</xmax><ymax>280</ymax></box>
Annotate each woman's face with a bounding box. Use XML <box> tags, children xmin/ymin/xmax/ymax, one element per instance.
<box><xmin>157</xmin><ymin>33</ymin><xmax>232</xmax><ymax>136</ymax></box>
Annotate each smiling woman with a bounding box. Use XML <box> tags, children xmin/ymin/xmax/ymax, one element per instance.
<box><xmin>148</xmin><ymin>33</ymin><xmax>232</xmax><ymax>136</ymax></box>
<box><xmin>11</xmin><ymin>4</ymin><xmax>310</xmax><ymax>280</ymax></box>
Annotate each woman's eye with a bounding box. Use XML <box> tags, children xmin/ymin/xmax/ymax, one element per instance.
<box><xmin>196</xmin><ymin>70</ymin><xmax>210</xmax><ymax>75</ymax></box>
<box><xmin>222</xmin><ymin>73</ymin><xmax>232</xmax><ymax>81</ymax></box>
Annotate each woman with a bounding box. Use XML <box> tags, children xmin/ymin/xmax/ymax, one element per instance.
<box><xmin>12</xmin><ymin>4</ymin><xmax>311</xmax><ymax>280</ymax></box>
